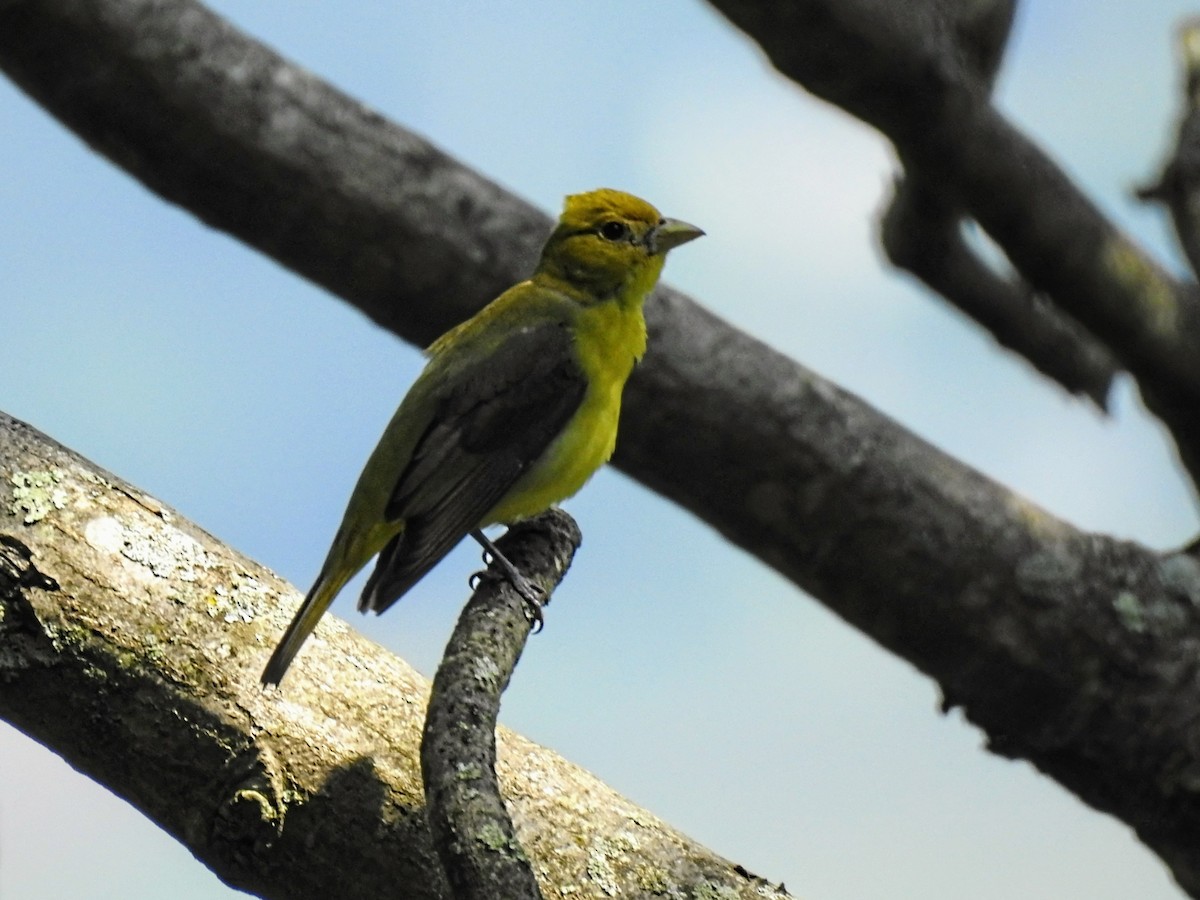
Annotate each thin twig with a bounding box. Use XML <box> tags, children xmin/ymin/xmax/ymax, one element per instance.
<box><xmin>421</xmin><ymin>511</ymin><xmax>580</xmax><ymax>900</ymax></box>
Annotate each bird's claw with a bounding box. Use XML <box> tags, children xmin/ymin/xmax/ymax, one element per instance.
<box><xmin>468</xmin><ymin>566</ymin><xmax>545</xmax><ymax>633</ymax></box>
<box><xmin>517</xmin><ymin>580</ymin><xmax>545</xmax><ymax>633</ymax></box>
<box><xmin>470</xmin><ymin>529</ymin><xmax>546</xmax><ymax>633</ymax></box>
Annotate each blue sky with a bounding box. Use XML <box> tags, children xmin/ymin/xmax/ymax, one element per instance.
<box><xmin>2</xmin><ymin>2</ymin><xmax>1198</xmax><ymax>898</ymax></box>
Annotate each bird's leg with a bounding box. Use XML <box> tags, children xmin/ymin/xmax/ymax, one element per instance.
<box><xmin>470</xmin><ymin>529</ymin><xmax>545</xmax><ymax>632</ymax></box>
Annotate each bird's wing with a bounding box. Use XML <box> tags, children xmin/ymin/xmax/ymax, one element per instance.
<box><xmin>359</xmin><ymin>321</ymin><xmax>587</xmax><ymax>613</ymax></box>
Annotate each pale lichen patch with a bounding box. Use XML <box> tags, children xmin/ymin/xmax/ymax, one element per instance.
<box><xmin>1103</xmin><ymin>238</ymin><xmax>1178</xmax><ymax>337</ymax></box>
<box><xmin>1113</xmin><ymin>591</ymin><xmax>1148</xmax><ymax>633</ymax></box>
<box><xmin>633</xmin><ymin>864</ymin><xmax>676</xmax><ymax>895</ymax></box>
<box><xmin>585</xmin><ymin>842</ymin><xmax>619</xmax><ymax>896</ymax></box>
<box><xmin>206</xmin><ymin>573</ymin><xmax>274</xmax><ymax>624</ymax></box>
<box><xmin>85</xmin><ymin>516</ymin><xmax>126</xmax><ymax>553</ymax></box>
<box><xmin>207</xmin><ymin>584</ymin><xmax>256</xmax><ymax>624</ymax></box>
<box><xmin>120</xmin><ymin>519</ymin><xmax>212</xmax><ymax>580</ymax></box>
<box><xmin>84</xmin><ymin>511</ymin><xmax>215</xmax><ymax>583</ymax></box>
<box><xmin>694</xmin><ymin>883</ymin><xmax>740</xmax><ymax>900</ymax></box>
<box><xmin>9</xmin><ymin>469</ymin><xmax>67</xmax><ymax>524</ymax></box>
<box><xmin>585</xmin><ymin>832</ymin><xmax>641</xmax><ymax>896</ymax></box>
<box><xmin>754</xmin><ymin>883</ymin><xmax>791</xmax><ymax>898</ymax></box>
<box><xmin>472</xmin><ymin>655</ymin><xmax>502</xmax><ymax>691</ymax></box>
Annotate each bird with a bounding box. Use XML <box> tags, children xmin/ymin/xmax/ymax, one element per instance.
<box><xmin>261</xmin><ymin>188</ymin><xmax>703</xmax><ymax>686</ymax></box>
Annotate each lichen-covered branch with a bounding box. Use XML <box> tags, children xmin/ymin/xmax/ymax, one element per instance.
<box><xmin>0</xmin><ymin>411</ymin><xmax>789</xmax><ymax>900</ymax></box>
<box><xmin>421</xmin><ymin>511</ymin><xmax>580</xmax><ymax>900</ymax></box>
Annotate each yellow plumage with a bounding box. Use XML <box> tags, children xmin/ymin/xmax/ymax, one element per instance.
<box><xmin>486</xmin><ymin>293</ymin><xmax>647</xmax><ymax>523</ymax></box>
<box><xmin>262</xmin><ymin>188</ymin><xmax>702</xmax><ymax>686</ymax></box>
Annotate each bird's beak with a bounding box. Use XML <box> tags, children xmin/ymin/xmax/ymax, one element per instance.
<box><xmin>650</xmin><ymin>218</ymin><xmax>705</xmax><ymax>254</ymax></box>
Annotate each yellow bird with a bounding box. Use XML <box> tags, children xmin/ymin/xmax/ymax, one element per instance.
<box><xmin>261</xmin><ymin>189</ymin><xmax>702</xmax><ymax>686</ymax></box>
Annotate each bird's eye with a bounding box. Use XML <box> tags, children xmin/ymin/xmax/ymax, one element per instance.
<box><xmin>598</xmin><ymin>221</ymin><xmax>630</xmax><ymax>242</ymax></box>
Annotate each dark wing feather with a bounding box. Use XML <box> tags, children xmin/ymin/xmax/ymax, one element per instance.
<box><xmin>360</xmin><ymin>322</ymin><xmax>587</xmax><ymax>614</ymax></box>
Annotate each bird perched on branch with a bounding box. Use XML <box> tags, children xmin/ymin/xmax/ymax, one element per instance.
<box><xmin>262</xmin><ymin>188</ymin><xmax>703</xmax><ymax>686</ymax></box>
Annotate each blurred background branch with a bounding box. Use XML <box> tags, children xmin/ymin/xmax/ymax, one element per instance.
<box><xmin>881</xmin><ymin>0</ymin><xmax>1121</xmax><ymax>407</ymax></box>
<box><xmin>708</xmin><ymin>0</ymin><xmax>1200</xmax><ymax>487</ymax></box>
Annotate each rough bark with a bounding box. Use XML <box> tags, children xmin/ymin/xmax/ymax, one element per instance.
<box><xmin>0</xmin><ymin>411</ymin><xmax>789</xmax><ymax>899</ymax></box>
<box><xmin>0</xmin><ymin>0</ymin><xmax>541</xmax><ymax>350</ymax></box>
<box><xmin>421</xmin><ymin>511</ymin><xmax>581</xmax><ymax>900</ymax></box>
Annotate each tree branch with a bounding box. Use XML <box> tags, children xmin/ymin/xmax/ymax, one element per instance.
<box><xmin>0</xmin><ymin>0</ymin><xmax>543</xmax><ymax>348</ymax></box>
<box><xmin>1140</xmin><ymin>18</ymin><xmax>1200</xmax><ymax>281</ymax></box>
<box><xmin>0</xmin><ymin>411</ymin><xmax>789</xmax><ymax>900</ymax></box>
<box><xmin>6</xmin><ymin>0</ymin><xmax>1200</xmax><ymax>894</ymax></box>
<box><xmin>705</xmin><ymin>0</ymin><xmax>1200</xmax><ymax>486</ymax></box>
<box><xmin>421</xmin><ymin>510</ymin><xmax>581</xmax><ymax>900</ymax></box>
<box><xmin>879</xmin><ymin>0</ymin><xmax>1120</xmax><ymax>408</ymax></box>
<box><xmin>880</xmin><ymin>173</ymin><xmax>1120</xmax><ymax>406</ymax></box>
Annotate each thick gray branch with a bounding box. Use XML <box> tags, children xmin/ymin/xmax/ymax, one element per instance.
<box><xmin>0</xmin><ymin>411</ymin><xmax>789</xmax><ymax>900</ymax></box>
<box><xmin>0</xmin><ymin>0</ymin><xmax>543</xmax><ymax>347</ymax></box>
<box><xmin>615</xmin><ymin>294</ymin><xmax>1200</xmax><ymax>896</ymax></box>
<box><xmin>5</xmin><ymin>0</ymin><xmax>1200</xmax><ymax>893</ymax></box>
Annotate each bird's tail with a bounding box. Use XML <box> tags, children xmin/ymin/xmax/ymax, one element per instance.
<box><xmin>260</xmin><ymin>562</ymin><xmax>354</xmax><ymax>687</ymax></box>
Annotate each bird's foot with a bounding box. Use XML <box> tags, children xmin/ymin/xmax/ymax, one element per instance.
<box><xmin>469</xmin><ymin>530</ymin><xmax>546</xmax><ymax>632</ymax></box>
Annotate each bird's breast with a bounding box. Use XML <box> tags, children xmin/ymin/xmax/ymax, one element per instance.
<box><xmin>482</xmin><ymin>299</ymin><xmax>646</xmax><ymax>524</ymax></box>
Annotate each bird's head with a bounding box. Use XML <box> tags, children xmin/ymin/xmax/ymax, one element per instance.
<box><xmin>536</xmin><ymin>188</ymin><xmax>703</xmax><ymax>304</ymax></box>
